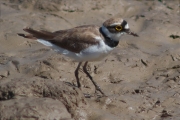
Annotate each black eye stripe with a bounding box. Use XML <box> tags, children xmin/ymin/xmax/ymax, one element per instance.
<box><xmin>107</xmin><ymin>26</ymin><xmax>115</xmax><ymax>29</ymax></box>
<box><xmin>121</xmin><ymin>20</ymin><xmax>127</xmax><ymax>28</ymax></box>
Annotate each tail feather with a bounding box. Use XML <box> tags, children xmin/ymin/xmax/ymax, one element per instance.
<box><xmin>18</xmin><ymin>27</ymin><xmax>55</xmax><ymax>40</ymax></box>
<box><xmin>17</xmin><ymin>33</ymin><xmax>36</xmax><ymax>39</ymax></box>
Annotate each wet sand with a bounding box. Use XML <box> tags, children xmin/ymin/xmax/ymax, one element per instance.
<box><xmin>0</xmin><ymin>0</ymin><xmax>180</xmax><ymax>119</ymax></box>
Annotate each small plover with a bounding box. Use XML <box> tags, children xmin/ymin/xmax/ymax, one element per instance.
<box><xmin>18</xmin><ymin>17</ymin><xmax>138</xmax><ymax>97</ymax></box>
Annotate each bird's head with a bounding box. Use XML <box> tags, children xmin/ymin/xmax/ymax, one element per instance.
<box><xmin>102</xmin><ymin>18</ymin><xmax>138</xmax><ymax>41</ymax></box>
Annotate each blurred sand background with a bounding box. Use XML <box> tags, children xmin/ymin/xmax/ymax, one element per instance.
<box><xmin>0</xmin><ymin>0</ymin><xmax>180</xmax><ymax>119</ymax></box>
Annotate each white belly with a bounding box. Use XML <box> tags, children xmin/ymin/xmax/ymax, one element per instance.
<box><xmin>37</xmin><ymin>39</ymin><xmax>114</xmax><ymax>62</ymax></box>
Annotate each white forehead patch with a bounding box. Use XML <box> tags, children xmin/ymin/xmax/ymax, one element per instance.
<box><xmin>110</xmin><ymin>23</ymin><xmax>121</xmax><ymax>26</ymax></box>
<box><xmin>125</xmin><ymin>24</ymin><xmax>129</xmax><ymax>29</ymax></box>
<box><xmin>109</xmin><ymin>19</ymin><xmax>124</xmax><ymax>26</ymax></box>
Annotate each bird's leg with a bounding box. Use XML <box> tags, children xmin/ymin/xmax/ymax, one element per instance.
<box><xmin>75</xmin><ymin>62</ymin><xmax>82</xmax><ymax>88</ymax></box>
<box><xmin>83</xmin><ymin>61</ymin><xmax>106</xmax><ymax>96</ymax></box>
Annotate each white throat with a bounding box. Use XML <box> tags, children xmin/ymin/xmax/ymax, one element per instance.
<box><xmin>101</xmin><ymin>25</ymin><xmax>124</xmax><ymax>41</ymax></box>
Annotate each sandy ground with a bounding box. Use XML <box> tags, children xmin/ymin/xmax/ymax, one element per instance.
<box><xmin>0</xmin><ymin>0</ymin><xmax>180</xmax><ymax>119</ymax></box>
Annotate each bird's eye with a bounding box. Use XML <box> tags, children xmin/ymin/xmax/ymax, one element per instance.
<box><xmin>115</xmin><ymin>25</ymin><xmax>122</xmax><ymax>31</ymax></box>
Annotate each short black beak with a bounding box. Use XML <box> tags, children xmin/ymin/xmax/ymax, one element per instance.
<box><xmin>125</xmin><ymin>29</ymin><xmax>139</xmax><ymax>37</ymax></box>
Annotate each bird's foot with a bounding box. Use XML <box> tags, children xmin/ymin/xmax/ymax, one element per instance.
<box><xmin>95</xmin><ymin>86</ymin><xmax>107</xmax><ymax>97</ymax></box>
<box><xmin>64</xmin><ymin>81</ymin><xmax>79</xmax><ymax>88</ymax></box>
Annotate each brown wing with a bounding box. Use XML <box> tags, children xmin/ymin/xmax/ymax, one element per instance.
<box><xmin>18</xmin><ymin>26</ymin><xmax>102</xmax><ymax>53</ymax></box>
<box><xmin>51</xmin><ymin>26</ymin><xmax>101</xmax><ymax>53</ymax></box>
<box><xmin>18</xmin><ymin>27</ymin><xmax>55</xmax><ymax>40</ymax></box>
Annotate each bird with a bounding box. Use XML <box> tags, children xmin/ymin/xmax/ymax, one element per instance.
<box><xmin>18</xmin><ymin>17</ymin><xmax>138</xmax><ymax>97</ymax></box>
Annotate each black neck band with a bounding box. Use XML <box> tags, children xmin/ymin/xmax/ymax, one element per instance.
<box><xmin>99</xmin><ymin>27</ymin><xmax>119</xmax><ymax>48</ymax></box>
